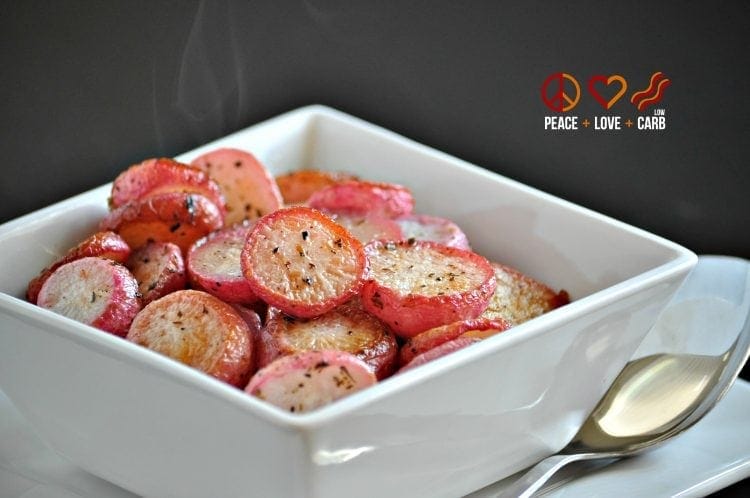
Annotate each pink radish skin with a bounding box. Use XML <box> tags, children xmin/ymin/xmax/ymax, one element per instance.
<box><xmin>187</xmin><ymin>223</ymin><xmax>257</xmax><ymax>304</ymax></box>
<box><xmin>245</xmin><ymin>350</ymin><xmax>377</xmax><ymax>413</ymax></box>
<box><xmin>276</xmin><ymin>169</ymin><xmax>357</xmax><ymax>205</ymax></box>
<box><xmin>190</xmin><ymin>148</ymin><xmax>283</xmax><ymax>226</ymax></box>
<box><xmin>127</xmin><ymin>290</ymin><xmax>253</xmax><ymax>387</ymax></box>
<box><xmin>361</xmin><ymin>240</ymin><xmax>496</xmax><ymax>338</ymax></box>
<box><xmin>125</xmin><ymin>242</ymin><xmax>186</xmax><ymax>305</ymax></box>
<box><xmin>399</xmin><ymin>317</ymin><xmax>512</xmax><ymax>367</ymax></box>
<box><xmin>99</xmin><ymin>192</ymin><xmax>224</xmax><ymax>253</ymax></box>
<box><xmin>307</xmin><ymin>180</ymin><xmax>415</xmax><ymax>219</ymax></box>
<box><xmin>37</xmin><ymin>257</ymin><xmax>141</xmax><ymax>337</ymax></box>
<box><xmin>109</xmin><ymin>157</ymin><xmax>226</xmax><ymax>216</ymax></box>
<box><xmin>396</xmin><ymin>214</ymin><xmax>471</xmax><ymax>250</ymax></box>
<box><xmin>398</xmin><ymin>337</ymin><xmax>481</xmax><ymax>373</ymax></box>
<box><xmin>27</xmin><ymin>231</ymin><xmax>131</xmax><ymax>304</ymax></box>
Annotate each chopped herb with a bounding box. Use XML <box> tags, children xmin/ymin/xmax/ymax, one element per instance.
<box><xmin>272</xmin><ymin>247</ymin><xmax>279</xmax><ymax>254</ymax></box>
<box><xmin>90</xmin><ymin>292</ymin><xmax>96</xmax><ymax>303</ymax></box>
<box><xmin>301</xmin><ymin>230</ymin><xmax>309</xmax><ymax>240</ymax></box>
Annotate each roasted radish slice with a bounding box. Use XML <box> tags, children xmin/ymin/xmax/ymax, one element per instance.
<box><xmin>190</xmin><ymin>147</ymin><xmax>283</xmax><ymax>225</ymax></box>
<box><xmin>125</xmin><ymin>242</ymin><xmax>186</xmax><ymax>305</ymax></box>
<box><xmin>109</xmin><ymin>157</ymin><xmax>226</xmax><ymax>215</ymax></box>
<box><xmin>396</xmin><ymin>214</ymin><xmax>471</xmax><ymax>250</ymax></box>
<box><xmin>307</xmin><ymin>180</ymin><xmax>415</xmax><ymax>219</ymax></box>
<box><xmin>275</xmin><ymin>169</ymin><xmax>357</xmax><ymax>205</ymax></box>
<box><xmin>258</xmin><ymin>301</ymin><xmax>398</xmax><ymax>379</ymax></box>
<box><xmin>398</xmin><ymin>337</ymin><xmax>481</xmax><ymax>373</ymax></box>
<box><xmin>99</xmin><ymin>192</ymin><xmax>224</xmax><ymax>253</ymax></box>
<box><xmin>37</xmin><ymin>257</ymin><xmax>140</xmax><ymax>337</ymax></box>
<box><xmin>187</xmin><ymin>223</ymin><xmax>257</xmax><ymax>304</ymax></box>
<box><xmin>361</xmin><ymin>240</ymin><xmax>496</xmax><ymax>338</ymax></box>
<box><xmin>26</xmin><ymin>231</ymin><xmax>131</xmax><ymax>304</ymax></box>
<box><xmin>399</xmin><ymin>317</ymin><xmax>512</xmax><ymax>367</ymax></box>
<box><xmin>245</xmin><ymin>350</ymin><xmax>377</xmax><ymax>413</ymax></box>
<box><xmin>481</xmin><ymin>263</ymin><xmax>570</xmax><ymax>325</ymax></box>
<box><xmin>241</xmin><ymin>206</ymin><xmax>367</xmax><ymax>318</ymax></box>
<box><xmin>127</xmin><ymin>290</ymin><xmax>253</xmax><ymax>387</ymax></box>
<box><xmin>331</xmin><ymin>213</ymin><xmax>403</xmax><ymax>244</ymax></box>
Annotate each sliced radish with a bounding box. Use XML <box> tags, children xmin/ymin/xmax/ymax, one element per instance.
<box><xmin>127</xmin><ymin>290</ymin><xmax>253</xmax><ymax>387</ymax></box>
<box><xmin>27</xmin><ymin>231</ymin><xmax>131</xmax><ymax>304</ymax></box>
<box><xmin>125</xmin><ymin>241</ymin><xmax>186</xmax><ymax>305</ymax></box>
<box><xmin>37</xmin><ymin>256</ymin><xmax>141</xmax><ymax>337</ymax></box>
<box><xmin>330</xmin><ymin>212</ymin><xmax>404</xmax><ymax>244</ymax></box>
<box><xmin>99</xmin><ymin>192</ymin><xmax>224</xmax><ymax>253</ymax></box>
<box><xmin>397</xmin><ymin>337</ymin><xmax>481</xmax><ymax>373</ymax></box>
<box><xmin>190</xmin><ymin>148</ymin><xmax>283</xmax><ymax>225</ymax></box>
<box><xmin>241</xmin><ymin>206</ymin><xmax>367</xmax><ymax>318</ymax></box>
<box><xmin>275</xmin><ymin>169</ymin><xmax>357</xmax><ymax>205</ymax></box>
<box><xmin>258</xmin><ymin>300</ymin><xmax>398</xmax><ymax>379</ymax></box>
<box><xmin>396</xmin><ymin>214</ymin><xmax>471</xmax><ymax>250</ymax></box>
<box><xmin>187</xmin><ymin>223</ymin><xmax>257</xmax><ymax>304</ymax></box>
<box><xmin>399</xmin><ymin>317</ymin><xmax>512</xmax><ymax>367</ymax></box>
<box><xmin>307</xmin><ymin>180</ymin><xmax>414</xmax><ymax>218</ymax></box>
<box><xmin>245</xmin><ymin>350</ymin><xmax>377</xmax><ymax>413</ymax></box>
<box><xmin>109</xmin><ymin>157</ymin><xmax>226</xmax><ymax>215</ymax></box>
<box><xmin>481</xmin><ymin>262</ymin><xmax>570</xmax><ymax>325</ymax></box>
<box><xmin>361</xmin><ymin>240</ymin><xmax>496</xmax><ymax>338</ymax></box>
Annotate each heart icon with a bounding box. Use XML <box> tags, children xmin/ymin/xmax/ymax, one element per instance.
<box><xmin>588</xmin><ymin>75</ymin><xmax>628</xmax><ymax>110</ymax></box>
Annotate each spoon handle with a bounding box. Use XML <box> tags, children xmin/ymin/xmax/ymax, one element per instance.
<box><xmin>495</xmin><ymin>451</ymin><xmax>622</xmax><ymax>498</ymax></box>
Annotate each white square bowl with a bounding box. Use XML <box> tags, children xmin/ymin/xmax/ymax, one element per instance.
<box><xmin>0</xmin><ymin>105</ymin><xmax>696</xmax><ymax>498</ymax></box>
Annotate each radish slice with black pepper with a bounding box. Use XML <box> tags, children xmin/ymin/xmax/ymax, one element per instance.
<box><xmin>258</xmin><ymin>300</ymin><xmax>398</xmax><ymax>379</ymax></box>
<box><xmin>361</xmin><ymin>240</ymin><xmax>496</xmax><ymax>338</ymax></box>
<box><xmin>187</xmin><ymin>223</ymin><xmax>257</xmax><ymax>304</ymax></box>
<box><xmin>399</xmin><ymin>317</ymin><xmax>512</xmax><ymax>367</ymax></box>
<box><xmin>241</xmin><ymin>206</ymin><xmax>368</xmax><ymax>318</ymax></box>
<box><xmin>190</xmin><ymin>147</ymin><xmax>283</xmax><ymax>225</ymax></box>
<box><xmin>307</xmin><ymin>180</ymin><xmax>415</xmax><ymax>218</ymax></box>
<box><xmin>37</xmin><ymin>256</ymin><xmax>141</xmax><ymax>337</ymax></box>
<box><xmin>27</xmin><ymin>231</ymin><xmax>131</xmax><ymax>304</ymax></box>
<box><xmin>396</xmin><ymin>214</ymin><xmax>471</xmax><ymax>250</ymax></box>
<box><xmin>245</xmin><ymin>350</ymin><xmax>377</xmax><ymax>413</ymax></box>
<box><xmin>480</xmin><ymin>262</ymin><xmax>570</xmax><ymax>325</ymax></box>
<box><xmin>109</xmin><ymin>157</ymin><xmax>226</xmax><ymax>216</ymax></box>
<box><xmin>127</xmin><ymin>290</ymin><xmax>254</xmax><ymax>387</ymax></box>
<box><xmin>99</xmin><ymin>192</ymin><xmax>224</xmax><ymax>253</ymax></box>
<box><xmin>125</xmin><ymin>241</ymin><xmax>186</xmax><ymax>305</ymax></box>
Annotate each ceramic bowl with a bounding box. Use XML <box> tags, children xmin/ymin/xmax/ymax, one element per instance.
<box><xmin>0</xmin><ymin>105</ymin><xmax>696</xmax><ymax>498</ymax></box>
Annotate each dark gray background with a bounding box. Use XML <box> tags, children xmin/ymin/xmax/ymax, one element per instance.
<box><xmin>1</xmin><ymin>1</ymin><xmax>748</xmax><ymax>494</ymax></box>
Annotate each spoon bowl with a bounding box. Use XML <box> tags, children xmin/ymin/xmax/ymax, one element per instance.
<box><xmin>500</xmin><ymin>255</ymin><xmax>750</xmax><ymax>497</ymax></box>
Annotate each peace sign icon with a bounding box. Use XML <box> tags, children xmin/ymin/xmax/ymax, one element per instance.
<box><xmin>541</xmin><ymin>73</ymin><xmax>581</xmax><ymax>112</ymax></box>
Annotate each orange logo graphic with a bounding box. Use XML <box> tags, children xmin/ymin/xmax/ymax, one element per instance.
<box><xmin>541</xmin><ymin>72</ymin><xmax>581</xmax><ymax>112</ymax></box>
<box><xmin>588</xmin><ymin>74</ymin><xmax>628</xmax><ymax>109</ymax></box>
<box><xmin>631</xmin><ymin>72</ymin><xmax>671</xmax><ymax>112</ymax></box>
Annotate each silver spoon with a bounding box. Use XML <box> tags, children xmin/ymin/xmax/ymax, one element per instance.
<box><xmin>498</xmin><ymin>255</ymin><xmax>750</xmax><ymax>497</ymax></box>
